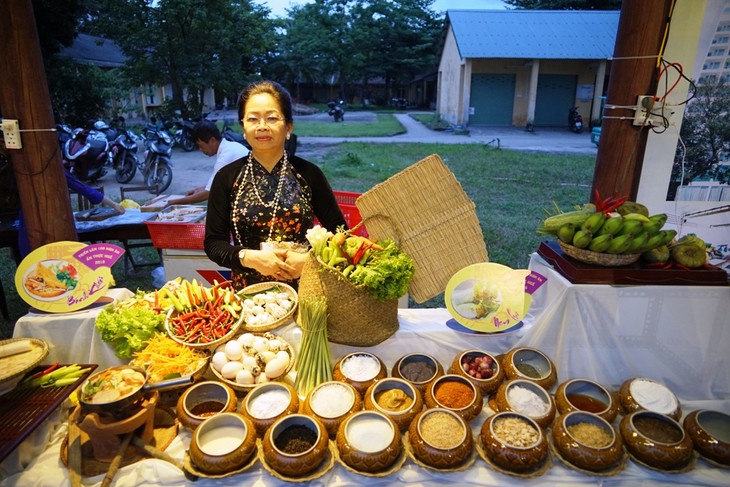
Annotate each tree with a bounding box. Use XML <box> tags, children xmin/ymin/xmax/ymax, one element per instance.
<box><xmin>669</xmin><ymin>78</ymin><xmax>730</xmax><ymax>198</ymax></box>
<box><xmin>503</xmin><ymin>0</ymin><xmax>622</xmax><ymax>9</ymax></box>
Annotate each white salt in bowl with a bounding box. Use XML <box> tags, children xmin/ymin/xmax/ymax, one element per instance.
<box><xmin>333</xmin><ymin>352</ymin><xmax>387</xmax><ymax>397</ymax></box>
<box><xmin>494</xmin><ymin>379</ymin><xmax>556</xmax><ymax>429</ymax></box>
<box><xmin>302</xmin><ymin>380</ymin><xmax>362</xmax><ymax>439</ymax></box>
<box><xmin>239</xmin><ymin>382</ymin><xmax>299</xmax><ymax>437</ymax></box>
<box><xmin>336</xmin><ymin>410</ymin><xmax>402</xmax><ymax>474</ymax></box>
<box><xmin>619</xmin><ymin>377</ymin><xmax>681</xmax><ymax>421</ymax></box>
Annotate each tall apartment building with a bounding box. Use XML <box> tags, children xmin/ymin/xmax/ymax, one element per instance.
<box><xmin>695</xmin><ymin>0</ymin><xmax>730</xmax><ymax>83</ymax></box>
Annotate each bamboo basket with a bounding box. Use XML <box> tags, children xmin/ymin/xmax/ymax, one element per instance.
<box><xmin>558</xmin><ymin>241</ymin><xmax>640</xmax><ymax>267</ymax></box>
<box><xmin>355</xmin><ymin>154</ymin><xmax>489</xmax><ymax>303</ymax></box>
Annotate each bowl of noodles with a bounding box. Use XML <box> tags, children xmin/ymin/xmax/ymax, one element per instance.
<box><xmin>130</xmin><ymin>333</ymin><xmax>210</xmax><ymax>385</ymax></box>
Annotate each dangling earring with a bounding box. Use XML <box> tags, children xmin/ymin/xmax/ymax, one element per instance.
<box><xmin>286</xmin><ymin>133</ymin><xmax>291</xmax><ymax>140</ymax></box>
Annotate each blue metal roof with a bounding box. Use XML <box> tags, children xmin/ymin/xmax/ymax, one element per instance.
<box><xmin>446</xmin><ymin>10</ymin><xmax>620</xmax><ymax>60</ymax></box>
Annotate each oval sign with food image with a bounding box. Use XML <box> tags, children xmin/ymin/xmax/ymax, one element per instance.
<box><xmin>445</xmin><ymin>262</ymin><xmax>546</xmax><ymax>333</ymax></box>
<box><xmin>15</xmin><ymin>241</ymin><xmax>124</xmax><ymax>313</ymax></box>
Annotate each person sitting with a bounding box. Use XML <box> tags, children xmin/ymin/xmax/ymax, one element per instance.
<box><xmin>166</xmin><ymin>120</ymin><xmax>248</xmax><ymax>206</ymax></box>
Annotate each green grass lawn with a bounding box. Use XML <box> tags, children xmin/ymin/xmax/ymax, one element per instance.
<box><xmin>0</xmin><ymin>117</ymin><xmax>595</xmax><ymax>335</ymax></box>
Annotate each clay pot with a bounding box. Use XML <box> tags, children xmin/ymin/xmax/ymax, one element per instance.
<box><xmin>449</xmin><ymin>349</ymin><xmax>504</xmax><ymax>395</ymax></box>
<box><xmin>683</xmin><ymin>409</ymin><xmax>730</xmax><ymax>466</ymax></box>
<box><xmin>302</xmin><ymin>381</ymin><xmax>362</xmax><ymax>439</ymax></box>
<box><xmin>408</xmin><ymin>408</ymin><xmax>473</xmax><ymax>469</ymax></box>
<box><xmin>391</xmin><ymin>353</ymin><xmax>444</xmax><ymax>396</ymax></box>
<box><xmin>424</xmin><ymin>374</ymin><xmax>483</xmax><ymax>423</ymax></box>
<box><xmin>502</xmin><ymin>347</ymin><xmax>557</xmax><ymax>390</ymax></box>
<box><xmin>480</xmin><ymin>411</ymin><xmax>548</xmax><ymax>474</ymax></box>
<box><xmin>551</xmin><ymin>411</ymin><xmax>624</xmax><ymax>472</ymax></box>
<box><xmin>336</xmin><ymin>410</ymin><xmax>402</xmax><ymax>473</ymax></box>
<box><xmin>364</xmin><ymin>377</ymin><xmax>423</xmax><ymax>432</ymax></box>
<box><xmin>493</xmin><ymin>379</ymin><xmax>556</xmax><ymax>429</ymax></box>
<box><xmin>239</xmin><ymin>382</ymin><xmax>299</xmax><ymax>437</ymax></box>
<box><xmin>176</xmin><ymin>381</ymin><xmax>238</xmax><ymax>431</ymax></box>
<box><xmin>333</xmin><ymin>352</ymin><xmax>387</xmax><ymax>397</ymax></box>
<box><xmin>188</xmin><ymin>412</ymin><xmax>257</xmax><ymax>475</ymax></box>
<box><xmin>618</xmin><ymin>377</ymin><xmax>681</xmax><ymax>421</ymax></box>
<box><xmin>262</xmin><ymin>414</ymin><xmax>329</xmax><ymax>478</ymax></box>
<box><xmin>620</xmin><ymin>411</ymin><xmax>694</xmax><ymax>470</ymax></box>
<box><xmin>554</xmin><ymin>378</ymin><xmax>619</xmax><ymax>423</ymax></box>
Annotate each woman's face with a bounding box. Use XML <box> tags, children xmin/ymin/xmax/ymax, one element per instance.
<box><xmin>241</xmin><ymin>93</ymin><xmax>292</xmax><ymax>154</ymax></box>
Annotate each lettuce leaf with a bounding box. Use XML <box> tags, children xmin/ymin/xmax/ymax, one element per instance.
<box><xmin>95</xmin><ymin>306</ymin><xmax>165</xmax><ymax>359</ymax></box>
<box><xmin>348</xmin><ymin>240</ymin><xmax>415</xmax><ymax>301</ymax></box>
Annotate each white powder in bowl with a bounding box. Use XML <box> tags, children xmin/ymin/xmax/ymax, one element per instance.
<box><xmin>507</xmin><ymin>385</ymin><xmax>548</xmax><ymax>417</ymax></box>
<box><xmin>341</xmin><ymin>354</ymin><xmax>380</xmax><ymax>381</ymax></box>
<box><xmin>629</xmin><ymin>379</ymin><xmax>678</xmax><ymax>414</ymax></box>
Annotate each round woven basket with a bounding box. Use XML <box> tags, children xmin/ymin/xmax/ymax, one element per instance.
<box><xmin>558</xmin><ymin>241</ymin><xmax>640</xmax><ymax>267</ymax></box>
<box><xmin>237</xmin><ymin>282</ymin><xmax>298</xmax><ymax>333</ymax></box>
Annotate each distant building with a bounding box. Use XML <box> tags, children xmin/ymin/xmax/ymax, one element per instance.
<box><xmin>694</xmin><ymin>0</ymin><xmax>730</xmax><ymax>84</ymax></box>
<box><xmin>437</xmin><ymin>10</ymin><xmax>620</xmax><ymax>128</ymax></box>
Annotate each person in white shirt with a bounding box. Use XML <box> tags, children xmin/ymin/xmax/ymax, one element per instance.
<box><xmin>167</xmin><ymin>120</ymin><xmax>248</xmax><ymax>205</ymax></box>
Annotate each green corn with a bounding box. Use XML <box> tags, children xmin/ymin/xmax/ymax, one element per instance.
<box><xmin>595</xmin><ymin>216</ymin><xmax>624</xmax><ymax>236</ymax></box>
<box><xmin>538</xmin><ymin>208</ymin><xmax>596</xmax><ymax>235</ymax></box>
<box><xmin>581</xmin><ymin>212</ymin><xmax>607</xmax><ymax>233</ymax></box>
<box><xmin>588</xmin><ymin>234</ymin><xmax>613</xmax><ymax>252</ymax></box>
<box><xmin>557</xmin><ymin>223</ymin><xmax>576</xmax><ymax>244</ymax></box>
<box><xmin>606</xmin><ymin>234</ymin><xmax>633</xmax><ymax>254</ymax></box>
<box><xmin>572</xmin><ymin>230</ymin><xmax>593</xmax><ymax>249</ymax></box>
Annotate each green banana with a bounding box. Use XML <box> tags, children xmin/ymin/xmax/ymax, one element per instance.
<box><xmin>641</xmin><ymin>232</ymin><xmax>667</xmax><ymax>252</ymax></box>
<box><xmin>572</xmin><ymin>230</ymin><xmax>593</xmax><ymax>249</ymax></box>
<box><xmin>622</xmin><ymin>213</ymin><xmax>651</xmax><ymax>223</ymax></box>
<box><xmin>581</xmin><ymin>212</ymin><xmax>607</xmax><ymax>233</ymax></box>
<box><xmin>642</xmin><ymin>220</ymin><xmax>663</xmax><ymax>235</ymax></box>
<box><xmin>648</xmin><ymin>213</ymin><xmax>668</xmax><ymax>227</ymax></box>
<box><xmin>626</xmin><ymin>232</ymin><xmax>649</xmax><ymax>253</ymax></box>
<box><xmin>606</xmin><ymin>234</ymin><xmax>633</xmax><ymax>254</ymax></box>
<box><xmin>558</xmin><ymin>223</ymin><xmax>576</xmax><ymax>244</ymax></box>
<box><xmin>616</xmin><ymin>219</ymin><xmax>644</xmax><ymax>237</ymax></box>
<box><xmin>595</xmin><ymin>216</ymin><xmax>624</xmax><ymax>236</ymax></box>
<box><xmin>588</xmin><ymin>234</ymin><xmax>613</xmax><ymax>252</ymax></box>
<box><xmin>660</xmin><ymin>229</ymin><xmax>678</xmax><ymax>246</ymax></box>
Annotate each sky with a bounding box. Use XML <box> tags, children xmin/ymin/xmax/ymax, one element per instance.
<box><xmin>255</xmin><ymin>0</ymin><xmax>507</xmax><ymax>18</ymax></box>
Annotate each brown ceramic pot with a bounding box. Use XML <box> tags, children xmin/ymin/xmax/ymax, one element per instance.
<box><xmin>239</xmin><ymin>382</ymin><xmax>299</xmax><ymax>437</ymax></box>
<box><xmin>554</xmin><ymin>378</ymin><xmax>619</xmax><ymax>423</ymax></box>
<box><xmin>618</xmin><ymin>378</ymin><xmax>681</xmax><ymax>421</ymax></box>
<box><xmin>493</xmin><ymin>379</ymin><xmax>556</xmax><ymax>429</ymax></box>
<box><xmin>336</xmin><ymin>410</ymin><xmax>402</xmax><ymax>473</ymax></box>
<box><xmin>364</xmin><ymin>377</ymin><xmax>423</xmax><ymax>432</ymax></box>
<box><xmin>302</xmin><ymin>381</ymin><xmax>362</xmax><ymax>439</ymax></box>
<box><xmin>480</xmin><ymin>411</ymin><xmax>548</xmax><ymax>474</ymax></box>
<box><xmin>188</xmin><ymin>412</ymin><xmax>257</xmax><ymax>475</ymax></box>
<box><xmin>262</xmin><ymin>414</ymin><xmax>329</xmax><ymax>478</ymax></box>
<box><xmin>502</xmin><ymin>347</ymin><xmax>557</xmax><ymax>390</ymax></box>
<box><xmin>449</xmin><ymin>349</ymin><xmax>504</xmax><ymax>395</ymax></box>
<box><xmin>333</xmin><ymin>352</ymin><xmax>387</xmax><ymax>397</ymax></box>
<box><xmin>619</xmin><ymin>411</ymin><xmax>694</xmax><ymax>470</ymax></box>
<box><xmin>683</xmin><ymin>409</ymin><xmax>730</xmax><ymax>467</ymax></box>
<box><xmin>408</xmin><ymin>408</ymin><xmax>473</xmax><ymax>469</ymax></box>
<box><xmin>551</xmin><ymin>411</ymin><xmax>624</xmax><ymax>472</ymax></box>
<box><xmin>176</xmin><ymin>381</ymin><xmax>238</xmax><ymax>431</ymax></box>
<box><xmin>391</xmin><ymin>353</ymin><xmax>444</xmax><ymax>397</ymax></box>
<box><xmin>424</xmin><ymin>374</ymin><xmax>483</xmax><ymax>423</ymax></box>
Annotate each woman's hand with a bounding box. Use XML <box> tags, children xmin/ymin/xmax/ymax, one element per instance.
<box><xmin>283</xmin><ymin>251</ymin><xmax>308</xmax><ymax>280</ymax></box>
<box><xmin>244</xmin><ymin>249</ymin><xmax>296</xmax><ymax>280</ymax></box>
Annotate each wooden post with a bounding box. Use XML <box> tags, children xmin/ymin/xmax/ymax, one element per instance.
<box><xmin>0</xmin><ymin>0</ymin><xmax>77</xmax><ymax>254</ymax></box>
<box><xmin>592</xmin><ymin>0</ymin><xmax>673</xmax><ymax>201</ymax></box>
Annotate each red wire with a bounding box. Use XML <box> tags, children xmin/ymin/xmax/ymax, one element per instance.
<box><xmin>656</xmin><ymin>61</ymin><xmax>684</xmax><ymax>101</ymax></box>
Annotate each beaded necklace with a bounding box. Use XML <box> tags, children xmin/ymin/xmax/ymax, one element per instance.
<box><xmin>232</xmin><ymin>151</ymin><xmax>288</xmax><ymax>244</ymax></box>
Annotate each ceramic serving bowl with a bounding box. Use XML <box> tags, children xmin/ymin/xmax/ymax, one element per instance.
<box><xmin>262</xmin><ymin>414</ymin><xmax>330</xmax><ymax>478</ymax></box>
<box><xmin>408</xmin><ymin>408</ymin><xmax>474</xmax><ymax>470</ymax></box>
<box><xmin>620</xmin><ymin>410</ymin><xmax>694</xmax><ymax>471</ymax></box>
<box><xmin>551</xmin><ymin>411</ymin><xmax>624</xmax><ymax>472</ymax></box>
<box><xmin>502</xmin><ymin>347</ymin><xmax>557</xmax><ymax>390</ymax></box>
<box><xmin>480</xmin><ymin>411</ymin><xmax>549</xmax><ymax>474</ymax></box>
<box><xmin>302</xmin><ymin>381</ymin><xmax>362</xmax><ymax>439</ymax></box>
<box><xmin>449</xmin><ymin>349</ymin><xmax>504</xmax><ymax>395</ymax></box>
<box><xmin>618</xmin><ymin>377</ymin><xmax>682</xmax><ymax>421</ymax></box>
<box><xmin>176</xmin><ymin>381</ymin><xmax>238</xmax><ymax>431</ymax></box>
<box><xmin>239</xmin><ymin>382</ymin><xmax>300</xmax><ymax>437</ymax></box>
<box><xmin>683</xmin><ymin>409</ymin><xmax>730</xmax><ymax>467</ymax></box>
<box><xmin>424</xmin><ymin>374</ymin><xmax>483</xmax><ymax>423</ymax></box>
<box><xmin>391</xmin><ymin>353</ymin><xmax>444</xmax><ymax>397</ymax></box>
<box><xmin>336</xmin><ymin>410</ymin><xmax>402</xmax><ymax>473</ymax></box>
<box><xmin>494</xmin><ymin>379</ymin><xmax>556</xmax><ymax>429</ymax></box>
<box><xmin>188</xmin><ymin>412</ymin><xmax>257</xmax><ymax>475</ymax></box>
<box><xmin>554</xmin><ymin>378</ymin><xmax>619</xmax><ymax>423</ymax></box>
<box><xmin>364</xmin><ymin>377</ymin><xmax>423</xmax><ymax>432</ymax></box>
<box><xmin>333</xmin><ymin>352</ymin><xmax>387</xmax><ymax>397</ymax></box>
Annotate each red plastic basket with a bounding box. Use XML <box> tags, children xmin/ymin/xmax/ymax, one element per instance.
<box><xmin>145</xmin><ymin>221</ymin><xmax>206</xmax><ymax>250</ymax></box>
<box><xmin>333</xmin><ymin>190</ymin><xmax>367</xmax><ymax>236</ymax></box>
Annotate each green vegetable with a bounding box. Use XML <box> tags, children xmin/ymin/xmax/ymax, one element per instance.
<box><xmin>294</xmin><ymin>297</ymin><xmax>331</xmax><ymax>398</ymax></box>
<box><xmin>95</xmin><ymin>306</ymin><xmax>165</xmax><ymax>359</ymax></box>
<box><xmin>347</xmin><ymin>239</ymin><xmax>415</xmax><ymax>301</ymax></box>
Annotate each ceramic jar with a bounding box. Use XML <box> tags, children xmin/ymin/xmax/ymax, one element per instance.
<box><xmin>554</xmin><ymin>378</ymin><xmax>619</xmax><ymax>423</ymax></box>
<box><xmin>502</xmin><ymin>347</ymin><xmax>557</xmax><ymax>390</ymax></box>
<box><xmin>333</xmin><ymin>352</ymin><xmax>387</xmax><ymax>397</ymax></box>
<box><xmin>449</xmin><ymin>349</ymin><xmax>504</xmax><ymax>395</ymax></box>
<box><xmin>480</xmin><ymin>411</ymin><xmax>549</xmax><ymax>474</ymax></box>
<box><xmin>424</xmin><ymin>374</ymin><xmax>483</xmax><ymax>423</ymax></box>
<box><xmin>262</xmin><ymin>414</ymin><xmax>330</xmax><ymax>478</ymax></box>
<box><xmin>408</xmin><ymin>408</ymin><xmax>473</xmax><ymax>470</ymax></box>
<box><xmin>336</xmin><ymin>410</ymin><xmax>402</xmax><ymax>473</ymax></box>
<box><xmin>493</xmin><ymin>379</ymin><xmax>556</xmax><ymax>429</ymax></box>
<box><xmin>551</xmin><ymin>411</ymin><xmax>624</xmax><ymax>472</ymax></box>
<box><xmin>239</xmin><ymin>382</ymin><xmax>300</xmax><ymax>437</ymax></box>
<box><xmin>364</xmin><ymin>377</ymin><xmax>423</xmax><ymax>432</ymax></box>
<box><xmin>391</xmin><ymin>353</ymin><xmax>444</xmax><ymax>396</ymax></box>
<box><xmin>618</xmin><ymin>377</ymin><xmax>682</xmax><ymax>421</ymax></box>
<box><xmin>683</xmin><ymin>409</ymin><xmax>730</xmax><ymax>467</ymax></box>
<box><xmin>620</xmin><ymin>410</ymin><xmax>694</xmax><ymax>470</ymax></box>
<box><xmin>302</xmin><ymin>381</ymin><xmax>362</xmax><ymax>439</ymax></box>
<box><xmin>176</xmin><ymin>381</ymin><xmax>238</xmax><ymax>431</ymax></box>
<box><xmin>188</xmin><ymin>412</ymin><xmax>257</xmax><ymax>475</ymax></box>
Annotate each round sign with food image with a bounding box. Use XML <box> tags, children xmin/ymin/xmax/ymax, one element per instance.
<box><xmin>15</xmin><ymin>241</ymin><xmax>124</xmax><ymax>313</ymax></box>
<box><xmin>445</xmin><ymin>263</ymin><xmax>539</xmax><ymax>333</ymax></box>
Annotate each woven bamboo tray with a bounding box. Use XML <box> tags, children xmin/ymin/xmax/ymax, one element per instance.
<box><xmin>356</xmin><ymin>154</ymin><xmax>488</xmax><ymax>303</ymax></box>
<box><xmin>558</xmin><ymin>241</ymin><xmax>640</xmax><ymax>267</ymax></box>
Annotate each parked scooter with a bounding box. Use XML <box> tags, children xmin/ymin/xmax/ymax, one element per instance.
<box><xmin>61</xmin><ymin>127</ymin><xmax>110</xmax><ymax>182</ymax></box>
<box><xmin>172</xmin><ymin>117</ymin><xmax>197</xmax><ymax>152</ymax></box>
<box><xmin>91</xmin><ymin>120</ymin><xmax>140</xmax><ymax>184</ymax></box>
<box><xmin>327</xmin><ymin>100</ymin><xmax>345</xmax><ymax>122</ymax></box>
<box><xmin>140</xmin><ymin>129</ymin><xmax>174</xmax><ymax>193</ymax></box>
<box><xmin>568</xmin><ymin>107</ymin><xmax>584</xmax><ymax>134</ymax></box>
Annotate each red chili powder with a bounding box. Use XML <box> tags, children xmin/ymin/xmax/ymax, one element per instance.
<box><xmin>434</xmin><ymin>380</ymin><xmax>474</xmax><ymax>409</ymax></box>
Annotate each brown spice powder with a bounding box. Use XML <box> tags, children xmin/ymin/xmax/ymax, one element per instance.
<box><xmin>434</xmin><ymin>380</ymin><xmax>474</xmax><ymax>409</ymax></box>
<box><xmin>420</xmin><ymin>411</ymin><xmax>463</xmax><ymax>449</ymax></box>
<box><xmin>567</xmin><ymin>422</ymin><xmax>613</xmax><ymax>448</ymax></box>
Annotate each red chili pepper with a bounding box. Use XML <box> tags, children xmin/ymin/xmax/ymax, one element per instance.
<box><xmin>674</xmin><ymin>263</ymin><xmax>691</xmax><ymax>271</ymax></box>
<box><xmin>27</xmin><ymin>361</ymin><xmax>60</xmax><ymax>381</ymax></box>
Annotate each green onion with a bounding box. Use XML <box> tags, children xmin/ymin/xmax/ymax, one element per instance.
<box><xmin>294</xmin><ymin>297</ymin><xmax>332</xmax><ymax>397</ymax></box>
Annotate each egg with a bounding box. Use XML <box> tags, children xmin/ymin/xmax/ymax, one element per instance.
<box><xmin>220</xmin><ymin>361</ymin><xmax>243</xmax><ymax>379</ymax></box>
<box><xmin>242</xmin><ymin>355</ymin><xmax>259</xmax><ymax>371</ymax></box>
<box><xmin>238</xmin><ymin>333</ymin><xmax>255</xmax><ymax>347</ymax></box>
<box><xmin>261</xmin><ymin>351</ymin><xmax>276</xmax><ymax>364</ymax></box>
<box><xmin>276</xmin><ymin>350</ymin><xmax>290</xmax><ymax>362</ymax></box>
<box><xmin>211</xmin><ymin>351</ymin><xmax>229</xmax><ymax>372</ymax></box>
<box><xmin>252</xmin><ymin>337</ymin><xmax>270</xmax><ymax>353</ymax></box>
<box><xmin>235</xmin><ymin>369</ymin><xmax>255</xmax><ymax>385</ymax></box>
<box><xmin>255</xmin><ymin>374</ymin><xmax>269</xmax><ymax>384</ymax></box>
<box><xmin>224</xmin><ymin>340</ymin><xmax>243</xmax><ymax>361</ymax></box>
<box><xmin>265</xmin><ymin>356</ymin><xmax>289</xmax><ymax>379</ymax></box>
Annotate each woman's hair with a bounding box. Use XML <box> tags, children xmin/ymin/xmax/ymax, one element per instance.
<box><xmin>237</xmin><ymin>80</ymin><xmax>293</xmax><ymax>124</ymax></box>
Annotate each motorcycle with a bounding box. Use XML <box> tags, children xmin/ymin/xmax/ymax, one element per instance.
<box><xmin>327</xmin><ymin>100</ymin><xmax>345</xmax><ymax>122</ymax></box>
<box><xmin>172</xmin><ymin>117</ymin><xmax>197</xmax><ymax>152</ymax></box>
<box><xmin>568</xmin><ymin>107</ymin><xmax>584</xmax><ymax>134</ymax></box>
<box><xmin>92</xmin><ymin>120</ymin><xmax>140</xmax><ymax>184</ymax></box>
<box><xmin>61</xmin><ymin>127</ymin><xmax>110</xmax><ymax>182</ymax></box>
<box><xmin>139</xmin><ymin>128</ymin><xmax>174</xmax><ymax>193</ymax></box>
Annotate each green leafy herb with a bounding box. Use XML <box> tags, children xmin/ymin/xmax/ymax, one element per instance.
<box><xmin>348</xmin><ymin>239</ymin><xmax>415</xmax><ymax>301</ymax></box>
<box><xmin>95</xmin><ymin>306</ymin><xmax>165</xmax><ymax>359</ymax></box>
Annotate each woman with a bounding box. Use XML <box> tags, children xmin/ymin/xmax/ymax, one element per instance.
<box><xmin>204</xmin><ymin>80</ymin><xmax>346</xmax><ymax>289</ymax></box>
